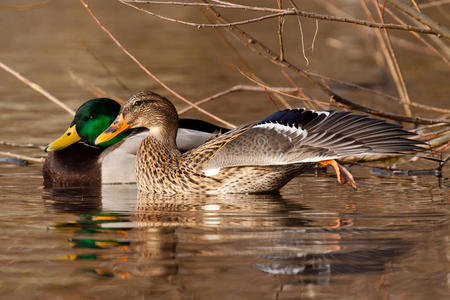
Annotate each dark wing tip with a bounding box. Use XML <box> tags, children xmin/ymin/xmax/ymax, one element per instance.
<box><xmin>260</xmin><ymin>108</ymin><xmax>324</xmax><ymax>128</ymax></box>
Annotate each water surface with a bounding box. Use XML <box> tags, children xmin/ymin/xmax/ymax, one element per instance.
<box><xmin>0</xmin><ymin>164</ymin><xmax>447</xmax><ymax>299</ymax></box>
<box><xmin>0</xmin><ymin>1</ymin><xmax>448</xmax><ymax>299</ymax></box>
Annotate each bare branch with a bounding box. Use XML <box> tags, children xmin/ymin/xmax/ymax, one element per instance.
<box><xmin>78</xmin><ymin>38</ymin><xmax>132</xmax><ymax>93</ymax></box>
<box><xmin>387</xmin><ymin>0</ymin><xmax>450</xmax><ymax>39</ymax></box>
<box><xmin>0</xmin><ymin>0</ymin><xmax>51</xmax><ymax>11</ymax></box>
<box><xmin>384</xmin><ymin>6</ymin><xmax>450</xmax><ymax>66</ymax></box>
<box><xmin>198</xmin><ymin>6</ymin><xmax>252</xmax><ymax>70</ymax></box>
<box><xmin>68</xmin><ymin>70</ymin><xmax>125</xmax><ymax>104</ymax></box>
<box><xmin>288</xmin><ymin>0</ymin><xmax>310</xmax><ymax>65</ymax></box>
<box><xmin>368</xmin><ymin>0</ymin><xmax>412</xmax><ymax>117</ymax></box>
<box><xmin>277</xmin><ymin>0</ymin><xmax>285</xmax><ymax>62</ymax></box>
<box><xmin>0</xmin><ymin>151</ymin><xmax>44</xmax><ymax>164</ymax></box>
<box><xmin>418</xmin><ymin>128</ymin><xmax>450</xmax><ymax>140</ymax></box>
<box><xmin>420</xmin><ymin>0</ymin><xmax>450</xmax><ymax>9</ymax></box>
<box><xmin>121</xmin><ymin>1</ymin><xmax>290</xmax><ymax>28</ymax></box>
<box><xmin>79</xmin><ymin>0</ymin><xmax>235</xmax><ymax>128</ymax></box>
<box><xmin>264</xmin><ymin>87</ymin><xmax>281</xmax><ymax>111</ymax></box>
<box><xmin>178</xmin><ymin>85</ymin><xmax>325</xmax><ymax>115</ymax></box>
<box><xmin>0</xmin><ymin>141</ymin><xmax>45</xmax><ymax>150</ymax></box>
<box><xmin>281</xmin><ymin>70</ymin><xmax>324</xmax><ymax>110</ymax></box>
<box><xmin>311</xmin><ymin>18</ymin><xmax>319</xmax><ymax>52</ymax></box>
<box><xmin>410</xmin><ymin>0</ymin><xmax>421</xmax><ymax>12</ymax></box>
<box><xmin>203</xmin><ymin>4</ymin><xmax>449</xmax><ymax>125</ymax></box>
<box><xmin>236</xmin><ymin>70</ymin><xmax>329</xmax><ymax>107</ymax></box>
<box><xmin>411</xmin><ymin>122</ymin><xmax>448</xmax><ymax>132</ymax></box>
<box><xmin>305</xmin><ymin>70</ymin><xmax>450</xmax><ymax>114</ymax></box>
<box><xmin>426</xmin><ymin>132</ymin><xmax>450</xmax><ymax>149</ymax></box>
<box><xmin>179</xmin><ymin>85</ymin><xmax>292</xmax><ymax>115</ymax></box>
<box><xmin>119</xmin><ymin>0</ymin><xmax>443</xmax><ymax>37</ymax></box>
<box><xmin>0</xmin><ymin>61</ymin><xmax>75</xmax><ymax>116</ymax></box>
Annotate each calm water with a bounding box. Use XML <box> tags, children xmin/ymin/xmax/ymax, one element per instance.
<box><xmin>0</xmin><ymin>165</ymin><xmax>448</xmax><ymax>299</ymax></box>
<box><xmin>1</xmin><ymin>1</ymin><xmax>449</xmax><ymax>299</ymax></box>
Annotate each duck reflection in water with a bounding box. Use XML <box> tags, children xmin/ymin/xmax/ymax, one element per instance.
<box><xmin>136</xmin><ymin>193</ymin><xmax>412</xmax><ymax>288</ymax></box>
<box><xmin>42</xmin><ymin>186</ymin><xmax>137</xmax><ymax>278</ymax></box>
<box><xmin>43</xmin><ymin>188</ymin><xmax>412</xmax><ymax>294</ymax></box>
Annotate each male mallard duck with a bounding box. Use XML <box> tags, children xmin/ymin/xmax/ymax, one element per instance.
<box><xmin>95</xmin><ymin>91</ymin><xmax>424</xmax><ymax>194</ymax></box>
<box><xmin>43</xmin><ymin>98</ymin><xmax>227</xmax><ymax>187</ymax></box>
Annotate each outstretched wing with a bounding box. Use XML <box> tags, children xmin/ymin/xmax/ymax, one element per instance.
<box><xmin>194</xmin><ymin>108</ymin><xmax>423</xmax><ymax>170</ymax></box>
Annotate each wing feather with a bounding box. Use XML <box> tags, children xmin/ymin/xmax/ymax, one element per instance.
<box><xmin>190</xmin><ymin>108</ymin><xmax>423</xmax><ymax>170</ymax></box>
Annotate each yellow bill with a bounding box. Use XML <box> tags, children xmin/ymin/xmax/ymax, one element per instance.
<box><xmin>45</xmin><ymin>125</ymin><xmax>81</xmax><ymax>152</ymax></box>
<box><xmin>95</xmin><ymin>114</ymin><xmax>132</xmax><ymax>145</ymax></box>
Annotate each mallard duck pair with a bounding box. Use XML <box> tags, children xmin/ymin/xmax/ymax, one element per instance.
<box><xmin>91</xmin><ymin>91</ymin><xmax>423</xmax><ymax>194</ymax></box>
<box><xmin>43</xmin><ymin>98</ymin><xmax>227</xmax><ymax>187</ymax></box>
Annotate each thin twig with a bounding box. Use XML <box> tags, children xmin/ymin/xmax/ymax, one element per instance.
<box><xmin>203</xmin><ymin>4</ymin><xmax>449</xmax><ymax>125</ymax></box>
<box><xmin>126</xmin><ymin>0</ymin><xmax>450</xmax><ymax>11</ymax></box>
<box><xmin>386</xmin><ymin>0</ymin><xmax>450</xmax><ymax>39</ymax></box>
<box><xmin>373</xmin><ymin>0</ymin><xmax>413</xmax><ymax>117</ymax></box>
<box><xmin>119</xmin><ymin>0</ymin><xmax>442</xmax><ymax>36</ymax></box>
<box><xmin>277</xmin><ymin>0</ymin><xmax>285</xmax><ymax>62</ymax></box>
<box><xmin>236</xmin><ymin>69</ymin><xmax>329</xmax><ymax>107</ymax></box>
<box><xmin>381</xmin><ymin>0</ymin><xmax>387</xmax><ymax>18</ymax></box>
<box><xmin>316</xmin><ymin>0</ymin><xmax>449</xmax><ymax>108</ymax></box>
<box><xmin>410</xmin><ymin>0</ymin><xmax>421</xmax><ymax>12</ymax></box>
<box><xmin>245</xmin><ymin>75</ymin><xmax>292</xmax><ymax>109</ymax></box>
<box><xmin>68</xmin><ymin>70</ymin><xmax>125</xmax><ymax>103</ymax></box>
<box><xmin>0</xmin><ymin>151</ymin><xmax>45</xmax><ymax>164</ymax></box>
<box><xmin>420</xmin><ymin>0</ymin><xmax>450</xmax><ymax>9</ymax></box>
<box><xmin>411</xmin><ymin>122</ymin><xmax>448</xmax><ymax>132</ymax></box>
<box><xmin>389</xmin><ymin>35</ymin><xmax>434</xmax><ymax>55</ymax></box>
<box><xmin>78</xmin><ymin>38</ymin><xmax>132</xmax><ymax>93</ymax></box>
<box><xmin>79</xmin><ymin>0</ymin><xmax>235</xmax><ymax>128</ymax></box>
<box><xmin>264</xmin><ymin>87</ymin><xmax>281</xmax><ymax>111</ymax></box>
<box><xmin>306</xmin><ymin>70</ymin><xmax>450</xmax><ymax>114</ymax></box>
<box><xmin>121</xmin><ymin>1</ymin><xmax>291</xmax><ymax>28</ymax></box>
<box><xmin>311</xmin><ymin>18</ymin><xmax>319</xmax><ymax>52</ymax></box>
<box><xmin>0</xmin><ymin>61</ymin><xmax>75</xmax><ymax>116</ymax></box>
<box><xmin>0</xmin><ymin>0</ymin><xmax>51</xmax><ymax>11</ymax></box>
<box><xmin>433</xmin><ymin>140</ymin><xmax>450</xmax><ymax>152</ymax></box>
<box><xmin>201</xmin><ymin>6</ymin><xmax>291</xmax><ymax>110</ymax></box>
<box><xmin>418</xmin><ymin>128</ymin><xmax>450</xmax><ymax>140</ymax></box>
<box><xmin>0</xmin><ymin>141</ymin><xmax>45</xmax><ymax>150</ymax></box>
<box><xmin>281</xmin><ymin>70</ymin><xmax>322</xmax><ymax>110</ymax></box>
<box><xmin>288</xmin><ymin>0</ymin><xmax>310</xmax><ymax>66</ymax></box>
<box><xmin>426</xmin><ymin>132</ymin><xmax>450</xmax><ymax>148</ymax></box>
<box><xmin>363</xmin><ymin>1</ymin><xmax>404</xmax><ymax>110</ymax></box>
<box><xmin>178</xmin><ymin>85</ymin><xmax>304</xmax><ymax>115</ymax></box>
<box><xmin>383</xmin><ymin>6</ymin><xmax>450</xmax><ymax>66</ymax></box>
<box><xmin>202</xmin><ymin>6</ymin><xmax>291</xmax><ymax>110</ymax></box>
<box><xmin>199</xmin><ymin>7</ymin><xmax>252</xmax><ymax>70</ymax></box>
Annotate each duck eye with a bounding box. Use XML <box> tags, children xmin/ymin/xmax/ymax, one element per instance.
<box><xmin>134</xmin><ymin>99</ymin><xmax>156</xmax><ymax>107</ymax></box>
<box><xmin>89</xmin><ymin>115</ymin><xmax>96</xmax><ymax>120</ymax></box>
<box><xmin>67</xmin><ymin>132</ymin><xmax>71</xmax><ymax>136</ymax></box>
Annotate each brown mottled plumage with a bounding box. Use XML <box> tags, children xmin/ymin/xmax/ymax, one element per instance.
<box><xmin>95</xmin><ymin>91</ymin><xmax>424</xmax><ymax>194</ymax></box>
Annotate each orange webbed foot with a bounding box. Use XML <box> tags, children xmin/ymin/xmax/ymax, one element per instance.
<box><xmin>319</xmin><ymin>159</ymin><xmax>357</xmax><ymax>190</ymax></box>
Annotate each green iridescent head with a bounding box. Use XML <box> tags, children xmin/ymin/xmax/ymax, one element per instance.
<box><xmin>45</xmin><ymin>98</ymin><xmax>131</xmax><ymax>152</ymax></box>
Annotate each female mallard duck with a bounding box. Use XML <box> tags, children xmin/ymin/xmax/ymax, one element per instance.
<box><xmin>43</xmin><ymin>97</ymin><xmax>227</xmax><ymax>187</ymax></box>
<box><xmin>95</xmin><ymin>91</ymin><xmax>424</xmax><ymax>194</ymax></box>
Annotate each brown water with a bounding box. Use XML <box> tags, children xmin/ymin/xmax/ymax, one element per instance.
<box><xmin>0</xmin><ymin>1</ymin><xmax>449</xmax><ymax>299</ymax></box>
